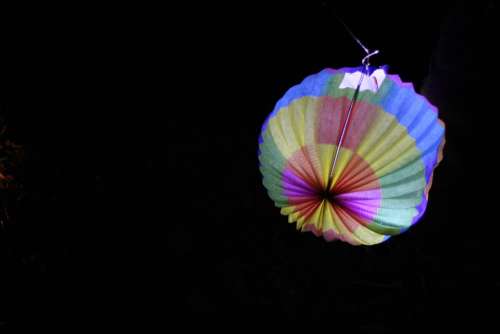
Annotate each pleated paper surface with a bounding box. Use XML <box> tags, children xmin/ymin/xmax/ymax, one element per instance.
<box><xmin>258</xmin><ymin>67</ymin><xmax>445</xmax><ymax>245</ymax></box>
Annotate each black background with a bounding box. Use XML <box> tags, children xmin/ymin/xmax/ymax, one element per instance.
<box><xmin>1</xmin><ymin>1</ymin><xmax>496</xmax><ymax>330</ymax></box>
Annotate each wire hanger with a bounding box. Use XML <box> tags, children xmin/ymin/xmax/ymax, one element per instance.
<box><xmin>326</xmin><ymin>14</ymin><xmax>380</xmax><ymax>190</ymax></box>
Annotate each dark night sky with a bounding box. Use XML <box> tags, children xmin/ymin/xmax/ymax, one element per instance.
<box><xmin>1</xmin><ymin>1</ymin><xmax>497</xmax><ymax>330</ymax></box>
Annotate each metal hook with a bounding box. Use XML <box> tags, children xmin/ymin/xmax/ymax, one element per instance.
<box><xmin>362</xmin><ymin>50</ymin><xmax>380</xmax><ymax>72</ymax></box>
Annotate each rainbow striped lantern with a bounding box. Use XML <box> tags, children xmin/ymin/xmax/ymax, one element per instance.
<box><xmin>258</xmin><ymin>67</ymin><xmax>445</xmax><ymax>245</ymax></box>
